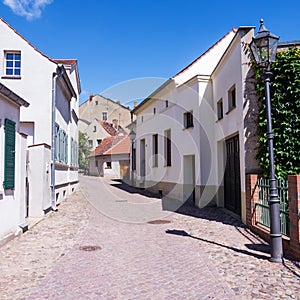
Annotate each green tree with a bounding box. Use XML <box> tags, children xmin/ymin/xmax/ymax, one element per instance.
<box><xmin>78</xmin><ymin>131</ymin><xmax>91</xmax><ymax>174</ymax></box>
<box><xmin>255</xmin><ymin>47</ymin><xmax>300</xmax><ymax>180</ymax></box>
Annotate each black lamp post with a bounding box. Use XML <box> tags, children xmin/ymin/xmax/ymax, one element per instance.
<box><xmin>129</xmin><ymin>129</ymin><xmax>136</xmax><ymax>185</ymax></box>
<box><xmin>250</xmin><ymin>19</ymin><xmax>283</xmax><ymax>262</ymax></box>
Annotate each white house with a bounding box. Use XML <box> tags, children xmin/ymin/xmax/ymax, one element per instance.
<box><xmin>0</xmin><ymin>83</ymin><xmax>29</xmax><ymax>244</ymax></box>
<box><xmin>131</xmin><ymin>26</ymin><xmax>258</xmax><ymax>222</ymax></box>
<box><xmin>0</xmin><ymin>18</ymin><xmax>80</xmax><ymax>217</ymax></box>
<box><xmin>89</xmin><ymin>135</ymin><xmax>130</xmax><ymax>179</ymax></box>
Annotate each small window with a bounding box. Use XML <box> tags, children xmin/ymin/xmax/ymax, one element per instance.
<box><xmin>4</xmin><ymin>52</ymin><xmax>21</xmax><ymax>76</ymax></box>
<box><xmin>228</xmin><ymin>85</ymin><xmax>236</xmax><ymax>111</ymax></box>
<box><xmin>152</xmin><ymin>134</ymin><xmax>158</xmax><ymax>167</ymax></box>
<box><xmin>93</xmin><ymin>126</ymin><xmax>97</xmax><ymax>132</ymax></box>
<box><xmin>95</xmin><ymin>100</ymin><xmax>98</xmax><ymax>105</ymax></box>
<box><xmin>88</xmin><ymin>140</ymin><xmax>93</xmax><ymax>148</ymax></box>
<box><xmin>102</xmin><ymin>112</ymin><xmax>107</xmax><ymax>121</ymax></box>
<box><xmin>97</xmin><ymin>139</ymin><xmax>102</xmax><ymax>145</ymax></box>
<box><xmin>164</xmin><ymin>129</ymin><xmax>171</xmax><ymax>166</ymax></box>
<box><xmin>141</xmin><ymin>116</ymin><xmax>144</xmax><ymax>123</ymax></box>
<box><xmin>166</xmin><ymin>100</ymin><xmax>169</xmax><ymax>108</ymax></box>
<box><xmin>217</xmin><ymin>99</ymin><xmax>223</xmax><ymax>120</ymax></box>
<box><xmin>153</xmin><ymin>108</ymin><xmax>156</xmax><ymax>115</ymax></box>
<box><xmin>106</xmin><ymin>162</ymin><xmax>112</xmax><ymax>169</ymax></box>
<box><xmin>184</xmin><ymin>111</ymin><xmax>193</xmax><ymax>129</ymax></box>
<box><xmin>95</xmin><ymin>160</ymin><xmax>98</xmax><ymax>167</ymax></box>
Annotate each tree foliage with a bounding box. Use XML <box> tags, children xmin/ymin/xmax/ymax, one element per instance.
<box><xmin>255</xmin><ymin>47</ymin><xmax>300</xmax><ymax>180</ymax></box>
<box><xmin>78</xmin><ymin>131</ymin><xmax>91</xmax><ymax>172</ymax></box>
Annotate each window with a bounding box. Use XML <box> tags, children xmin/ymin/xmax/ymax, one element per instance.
<box><xmin>164</xmin><ymin>129</ymin><xmax>171</xmax><ymax>166</ymax></box>
<box><xmin>93</xmin><ymin>126</ymin><xmax>97</xmax><ymax>132</ymax></box>
<box><xmin>88</xmin><ymin>140</ymin><xmax>93</xmax><ymax>148</ymax></box>
<box><xmin>152</xmin><ymin>134</ymin><xmax>158</xmax><ymax>167</ymax></box>
<box><xmin>55</xmin><ymin>125</ymin><xmax>69</xmax><ymax>164</ymax></box>
<box><xmin>3</xmin><ymin>119</ymin><xmax>16</xmax><ymax>189</ymax></box>
<box><xmin>153</xmin><ymin>108</ymin><xmax>156</xmax><ymax>115</ymax></box>
<box><xmin>95</xmin><ymin>100</ymin><xmax>98</xmax><ymax>105</ymax></box>
<box><xmin>106</xmin><ymin>162</ymin><xmax>112</xmax><ymax>169</ymax></box>
<box><xmin>97</xmin><ymin>139</ymin><xmax>102</xmax><ymax>145</ymax></box>
<box><xmin>141</xmin><ymin>116</ymin><xmax>144</xmax><ymax>123</ymax></box>
<box><xmin>70</xmin><ymin>137</ymin><xmax>78</xmax><ymax>166</ymax></box>
<box><xmin>217</xmin><ymin>99</ymin><xmax>223</xmax><ymax>120</ymax></box>
<box><xmin>102</xmin><ymin>112</ymin><xmax>107</xmax><ymax>121</ymax></box>
<box><xmin>5</xmin><ymin>52</ymin><xmax>21</xmax><ymax>76</ymax></box>
<box><xmin>228</xmin><ymin>85</ymin><xmax>236</xmax><ymax>111</ymax></box>
<box><xmin>166</xmin><ymin>100</ymin><xmax>169</xmax><ymax>108</ymax></box>
<box><xmin>95</xmin><ymin>160</ymin><xmax>98</xmax><ymax>167</ymax></box>
<box><xmin>184</xmin><ymin>111</ymin><xmax>194</xmax><ymax>129</ymax></box>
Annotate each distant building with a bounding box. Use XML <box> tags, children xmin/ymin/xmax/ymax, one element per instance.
<box><xmin>89</xmin><ymin>135</ymin><xmax>130</xmax><ymax>179</ymax></box>
<box><xmin>79</xmin><ymin>94</ymin><xmax>131</xmax><ymax>141</ymax></box>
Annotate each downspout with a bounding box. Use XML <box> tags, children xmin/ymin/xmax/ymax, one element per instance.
<box><xmin>51</xmin><ymin>65</ymin><xmax>64</xmax><ymax>210</ymax></box>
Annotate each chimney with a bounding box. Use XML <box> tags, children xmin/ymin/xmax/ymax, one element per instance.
<box><xmin>89</xmin><ymin>93</ymin><xmax>93</xmax><ymax>101</ymax></box>
<box><xmin>134</xmin><ymin>101</ymin><xmax>138</xmax><ymax>108</ymax></box>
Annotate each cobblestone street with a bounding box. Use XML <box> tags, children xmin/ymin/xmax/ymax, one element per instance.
<box><xmin>0</xmin><ymin>175</ymin><xmax>299</xmax><ymax>299</ymax></box>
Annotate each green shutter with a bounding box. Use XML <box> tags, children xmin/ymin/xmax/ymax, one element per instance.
<box><xmin>4</xmin><ymin>119</ymin><xmax>16</xmax><ymax>189</ymax></box>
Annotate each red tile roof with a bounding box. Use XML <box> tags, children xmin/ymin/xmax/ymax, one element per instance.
<box><xmin>104</xmin><ymin>136</ymin><xmax>130</xmax><ymax>155</ymax></box>
<box><xmin>54</xmin><ymin>59</ymin><xmax>78</xmax><ymax>66</ymax></box>
<box><xmin>91</xmin><ymin>136</ymin><xmax>126</xmax><ymax>157</ymax></box>
<box><xmin>99</xmin><ymin>121</ymin><xmax>126</xmax><ymax>136</ymax></box>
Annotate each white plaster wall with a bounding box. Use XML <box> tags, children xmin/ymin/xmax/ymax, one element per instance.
<box><xmin>135</xmin><ymin>79</ymin><xmax>207</xmax><ymax>196</ymax></box>
<box><xmin>0</xmin><ymin>96</ymin><xmax>24</xmax><ymax>241</ymax></box>
<box><xmin>0</xmin><ymin>20</ymin><xmax>55</xmax><ymax>146</ymax></box>
<box><xmin>175</xmin><ymin>30</ymin><xmax>236</xmax><ymax>85</ymax></box>
<box><xmin>212</xmin><ymin>30</ymin><xmax>253</xmax><ymax>222</ymax></box>
<box><xmin>27</xmin><ymin>144</ymin><xmax>51</xmax><ymax>217</ymax></box>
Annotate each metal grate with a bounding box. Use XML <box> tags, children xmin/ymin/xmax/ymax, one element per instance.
<box><xmin>255</xmin><ymin>178</ymin><xmax>289</xmax><ymax>236</ymax></box>
<box><xmin>79</xmin><ymin>245</ymin><xmax>102</xmax><ymax>251</ymax></box>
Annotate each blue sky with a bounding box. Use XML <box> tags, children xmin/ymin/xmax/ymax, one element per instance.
<box><xmin>1</xmin><ymin>0</ymin><xmax>300</xmax><ymax>106</ymax></box>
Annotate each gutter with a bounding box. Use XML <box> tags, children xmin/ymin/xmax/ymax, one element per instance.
<box><xmin>51</xmin><ymin>65</ymin><xmax>64</xmax><ymax>211</ymax></box>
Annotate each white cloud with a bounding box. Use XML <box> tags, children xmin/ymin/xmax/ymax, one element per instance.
<box><xmin>3</xmin><ymin>0</ymin><xmax>53</xmax><ymax>20</ymax></box>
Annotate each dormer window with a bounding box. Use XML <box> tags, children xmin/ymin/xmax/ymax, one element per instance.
<box><xmin>4</xmin><ymin>51</ymin><xmax>21</xmax><ymax>77</ymax></box>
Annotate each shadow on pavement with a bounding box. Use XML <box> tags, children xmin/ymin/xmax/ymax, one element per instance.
<box><xmin>109</xmin><ymin>179</ymin><xmax>161</xmax><ymax>199</ymax></box>
<box><xmin>165</xmin><ymin>229</ymin><xmax>270</xmax><ymax>260</ymax></box>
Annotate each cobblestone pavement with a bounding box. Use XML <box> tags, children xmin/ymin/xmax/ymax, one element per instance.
<box><xmin>0</xmin><ymin>175</ymin><xmax>299</xmax><ymax>300</ymax></box>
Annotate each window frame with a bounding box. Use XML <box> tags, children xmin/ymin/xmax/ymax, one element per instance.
<box><xmin>164</xmin><ymin>129</ymin><xmax>171</xmax><ymax>167</ymax></box>
<box><xmin>4</xmin><ymin>51</ymin><xmax>21</xmax><ymax>77</ymax></box>
<box><xmin>217</xmin><ymin>98</ymin><xmax>223</xmax><ymax>120</ymax></box>
<box><xmin>152</xmin><ymin>134</ymin><xmax>158</xmax><ymax>167</ymax></box>
<box><xmin>184</xmin><ymin>110</ymin><xmax>194</xmax><ymax>129</ymax></box>
<box><xmin>228</xmin><ymin>85</ymin><xmax>236</xmax><ymax>112</ymax></box>
<box><xmin>102</xmin><ymin>112</ymin><xmax>108</xmax><ymax>121</ymax></box>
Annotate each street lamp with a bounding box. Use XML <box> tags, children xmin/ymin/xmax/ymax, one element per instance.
<box><xmin>129</xmin><ymin>129</ymin><xmax>136</xmax><ymax>186</ymax></box>
<box><xmin>250</xmin><ymin>19</ymin><xmax>282</xmax><ymax>263</ymax></box>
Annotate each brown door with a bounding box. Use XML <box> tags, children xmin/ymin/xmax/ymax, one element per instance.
<box><xmin>224</xmin><ymin>135</ymin><xmax>241</xmax><ymax>215</ymax></box>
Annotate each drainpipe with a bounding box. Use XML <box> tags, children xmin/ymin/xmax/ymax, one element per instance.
<box><xmin>51</xmin><ymin>65</ymin><xmax>64</xmax><ymax>210</ymax></box>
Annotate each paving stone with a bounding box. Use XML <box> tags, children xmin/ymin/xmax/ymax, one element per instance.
<box><xmin>0</xmin><ymin>175</ymin><xmax>299</xmax><ymax>299</ymax></box>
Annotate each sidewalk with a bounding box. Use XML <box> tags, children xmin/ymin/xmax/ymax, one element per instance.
<box><xmin>0</xmin><ymin>176</ymin><xmax>299</xmax><ymax>299</ymax></box>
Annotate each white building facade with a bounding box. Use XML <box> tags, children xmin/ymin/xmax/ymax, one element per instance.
<box><xmin>132</xmin><ymin>27</ymin><xmax>259</xmax><ymax>222</ymax></box>
<box><xmin>0</xmin><ymin>83</ymin><xmax>29</xmax><ymax>244</ymax></box>
<box><xmin>0</xmin><ymin>18</ymin><xmax>80</xmax><ymax>218</ymax></box>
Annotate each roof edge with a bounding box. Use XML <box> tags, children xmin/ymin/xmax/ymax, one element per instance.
<box><xmin>0</xmin><ymin>83</ymin><xmax>29</xmax><ymax>107</ymax></box>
